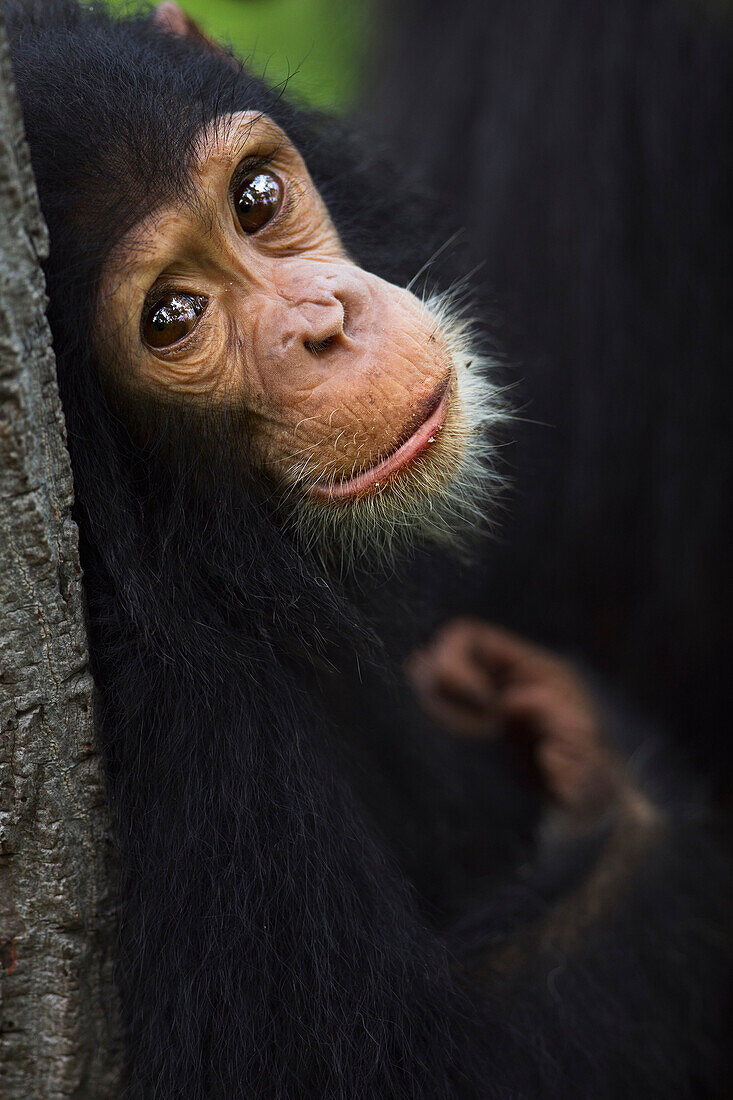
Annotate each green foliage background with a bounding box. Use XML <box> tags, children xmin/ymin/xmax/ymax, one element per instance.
<box><xmin>105</xmin><ymin>0</ymin><xmax>368</xmax><ymax>109</ymax></box>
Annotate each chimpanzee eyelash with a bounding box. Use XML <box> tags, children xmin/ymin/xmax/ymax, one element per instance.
<box><xmin>140</xmin><ymin>281</ymin><xmax>201</xmax><ymax>320</ymax></box>
<box><xmin>228</xmin><ymin>151</ymin><xmax>278</xmax><ymax>202</ymax></box>
<box><xmin>139</xmin><ymin>285</ymin><xmax>209</xmax><ymax>353</ymax></box>
<box><xmin>228</xmin><ymin>152</ymin><xmax>299</xmax><ymax>235</ymax></box>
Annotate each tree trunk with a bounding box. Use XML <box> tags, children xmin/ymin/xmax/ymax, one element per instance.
<box><xmin>0</xmin><ymin>14</ymin><xmax>121</xmax><ymax>1097</ymax></box>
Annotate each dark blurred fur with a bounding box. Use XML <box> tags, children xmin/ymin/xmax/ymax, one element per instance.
<box><xmin>4</xmin><ymin>2</ymin><xmax>730</xmax><ymax>1096</ymax></box>
<box><xmin>369</xmin><ymin>0</ymin><xmax>733</xmax><ymax>794</ymax></box>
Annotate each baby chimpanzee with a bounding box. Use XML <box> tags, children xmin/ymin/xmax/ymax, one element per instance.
<box><xmin>4</xmin><ymin>2</ymin><xmax>729</xmax><ymax>1097</ymax></box>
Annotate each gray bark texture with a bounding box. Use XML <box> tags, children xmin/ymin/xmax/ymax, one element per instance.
<box><xmin>0</xmin><ymin>14</ymin><xmax>121</xmax><ymax>1097</ymax></box>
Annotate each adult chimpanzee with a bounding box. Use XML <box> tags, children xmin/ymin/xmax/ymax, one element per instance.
<box><xmin>4</xmin><ymin>2</ymin><xmax>729</xmax><ymax>1098</ymax></box>
<box><xmin>369</xmin><ymin>0</ymin><xmax>733</xmax><ymax>796</ymax></box>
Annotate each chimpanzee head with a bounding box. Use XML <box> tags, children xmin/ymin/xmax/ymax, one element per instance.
<box><xmin>6</xmin><ymin>0</ymin><xmax>502</xmax><ymax>568</ymax></box>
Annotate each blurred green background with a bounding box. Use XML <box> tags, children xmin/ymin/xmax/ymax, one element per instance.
<box><xmin>106</xmin><ymin>0</ymin><xmax>369</xmax><ymax>109</ymax></box>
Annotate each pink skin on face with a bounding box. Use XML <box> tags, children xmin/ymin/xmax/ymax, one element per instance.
<box><xmin>309</xmin><ymin>374</ymin><xmax>454</xmax><ymax>500</ymax></box>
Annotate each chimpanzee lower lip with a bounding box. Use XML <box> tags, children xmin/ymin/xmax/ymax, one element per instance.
<box><xmin>309</xmin><ymin>373</ymin><xmax>454</xmax><ymax>502</ymax></box>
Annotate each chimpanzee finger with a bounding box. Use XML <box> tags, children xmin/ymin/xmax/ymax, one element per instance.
<box><xmin>405</xmin><ymin>651</ymin><xmax>499</xmax><ymax>737</ymax></box>
<box><xmin>406</xmin><ymin>639</ymin><xmax>497</xmax><ymax>708</ymax></box>
<box><xmin>459</xmin><ymin>621</ymin><xmax>560</xmax><ymax>685</ymax></box>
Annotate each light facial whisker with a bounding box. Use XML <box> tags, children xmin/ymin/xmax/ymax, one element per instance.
<box><xmin>278</xmin><ymin>287</ymin><xmax>507</xmax><ymax>573</ymax></box>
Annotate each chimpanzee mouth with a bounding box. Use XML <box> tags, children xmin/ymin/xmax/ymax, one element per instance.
<box><xmin>309</xmin><ymin>373</ymin><xmax>455</xmax><ymax>502</ymax></box>
<box><xmin>288</xmin><ymin>290</ymin><xmax>505</xmax><ymax>566</ymax></box>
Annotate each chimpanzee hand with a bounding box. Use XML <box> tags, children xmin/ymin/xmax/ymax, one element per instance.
<box><xmin>405</xmin><ymin>618</ymin><xmax>624</xmax><ymax>822</ymax></box>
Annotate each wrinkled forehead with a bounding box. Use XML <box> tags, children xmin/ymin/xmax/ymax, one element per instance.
<box><xmin>189</xmin><ymin>110</ymin><xmax>291</xmax><ymax>186</ymax></box>
<box><xmin>131</xmin><ymin>110</ymin><xmax>294</xmax><ymax>237</ymax></box>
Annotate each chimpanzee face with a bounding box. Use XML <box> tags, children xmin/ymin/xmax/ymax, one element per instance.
<box><xmin>97</xmin><ymin>110</ymin><xmax>498</xmax><ymax>556</ymax></box>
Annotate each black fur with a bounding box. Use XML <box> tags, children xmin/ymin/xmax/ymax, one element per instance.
<box><xmin>369</xmin><ymin>0</ymin><xmax>733</xmax><ymax>796</ymax></box>
<box><xmin>4</xmin><ymin>2</ymin><xmax>729</xmax><ymax>1096</ymax></box>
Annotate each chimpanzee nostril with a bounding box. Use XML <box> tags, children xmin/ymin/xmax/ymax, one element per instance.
<box><xmin>301</xmin><ymin>294</ymin><xmax>345</xmax><ymax>355</ymax></box>
<box><xmin>304</xmin><ymin>335</ymin><xmax>335</xmax><ymax>355</ymax></box>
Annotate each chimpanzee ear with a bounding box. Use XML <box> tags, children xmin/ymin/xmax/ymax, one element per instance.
<box><xmin>152</xmin><ymin>3</ymin><xmax>196</xmax><ymax>37</ymax></box>
<box><xmin>152</xmin><ymin>2</ymin><xmax>217</xmax><ymax>52</ymax></box>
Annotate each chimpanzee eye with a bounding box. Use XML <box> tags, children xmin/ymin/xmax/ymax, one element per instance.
<box><xmin>234</xmin><ymin>170</ymin><xmax>283</xmax><ymax>234</ymax></box>
<box><xmin>142</xmin><ymin>292</ymin><xmax>206</xmax><ymax>349</ymax></box>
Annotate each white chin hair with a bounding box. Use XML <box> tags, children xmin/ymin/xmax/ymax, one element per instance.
<box><xmin>280</xmin><ymin>289</ymin><xmax>508</xmax><ymax>574</ymax></box>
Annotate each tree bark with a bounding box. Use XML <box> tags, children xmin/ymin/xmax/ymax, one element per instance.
<box><xmin>0</xmin><ymin>14</ymin><xmax>121</xmax><ymax>1097</ymax></box>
